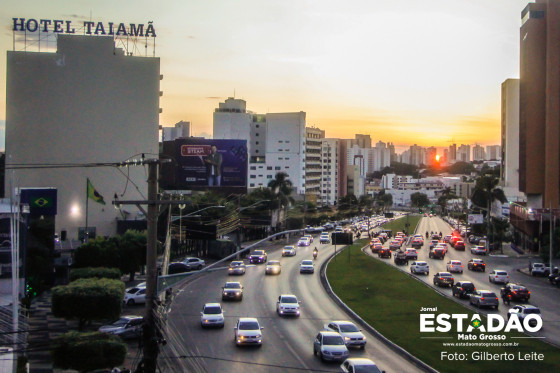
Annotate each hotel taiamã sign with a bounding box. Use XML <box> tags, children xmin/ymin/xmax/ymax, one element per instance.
<box><xmin>13</xmin><ymin>18</ymin><xmax>156</xmax><ymax>37</ymax></box>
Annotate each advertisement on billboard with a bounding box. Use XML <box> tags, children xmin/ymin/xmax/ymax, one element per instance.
<box><xmin>161</xmin><ymin>139</ymin><xmax>248</xmax><ymax>192</ymax></box>
<box><xmin>468</xmin><ymin>214</ymin><xmax>484</xmax><ymax>224</ymax></box>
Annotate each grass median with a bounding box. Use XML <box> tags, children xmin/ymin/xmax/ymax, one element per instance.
<box><xmin>380</xmin><ymin>214</ymin><xmax>422</xmax><ymax>236</ymax></box>
<box><xmin>327</xmin><ymin>239</ymin><xmax>560</xmax><ymax>373</ymax></box>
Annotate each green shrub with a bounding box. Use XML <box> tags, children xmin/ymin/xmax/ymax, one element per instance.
<box><xmin>69</xmin><ymin>267</ymin><xmax>121</xmax><ymax>282</ymax></box>
<box><xmin>52</xmin><ymin>278</ymin><xmax>125</xmax><ymax>330</ymax></box>
<box><xmin>51</xmin><ymin>331</ymin><xmax>126</xmax><ymax>372</ymax></box>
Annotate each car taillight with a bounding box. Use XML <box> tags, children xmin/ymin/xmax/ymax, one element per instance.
<box><xmin>495</xmin><ymin>298</ymin><xmax>499</xmax><ymax>300</ymax></box>
<box><xmin>528</xmin><ymin>291</ymin><xmax>531</xmax><ymax>294</ymax></box>
<box><xmin>482</xmin><ymin>264</ymin><xmax>486</xmax><ymax>266</ymax></box>
<box><xmin>513</xmin><ymin>291</ymin><xmax>517</xmax><ymax>294</ymax></box>
<box><xmin>461</xmin><ymin>265</ymin><xmax>464</xmax><ymax>268</ymax></box>
<box><xmin>481</xmin><ymin>297</ymin><xmax>485</xmax><ymax>300</ymax></box>
<box><xmin>460</xmin><ymin>288</ymin><xmax>463</xmax><ymax>291</ymax></box>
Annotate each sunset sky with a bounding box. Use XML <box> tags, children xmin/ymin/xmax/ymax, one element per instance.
<box><xmin>1</xmin><ymin>0</ymin><xmax>530</xmax><ymax>152</ymax></box>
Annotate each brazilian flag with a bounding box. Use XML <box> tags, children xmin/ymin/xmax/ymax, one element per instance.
<box><xmin>87</xmin><ymin>178</ymin><xmax>106</xmax><ymax>205</ymax></box>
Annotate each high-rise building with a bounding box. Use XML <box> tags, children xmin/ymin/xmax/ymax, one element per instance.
<box><xmin>320</xmin><ymin>138</ymin><xmax>347</xmax><ymax>205</ymax></box>
<box><xmin>353</xmin><ymin>134</ymin><xmax>372</xmax><ymax>149</ymax></box>
<box><xmin>305</xmin><ymin>127</ymin><xmax>325</xmax><ymax>202</ymax></box>
<box><xmin>162</xmin><ymin>121</ymin><xmax>190</xmax><ymax>141</ymax></box>
<box><xmin>501</xmin><ymin>79</ymin><xmax>521</xmax><ymax>191</ymax></box>
<box><xmin>387</xmin><ymin>142</ymin><xmax>397</xmax><ymax>163</ymax></box>
<box><xmin>449</xmin><ymin>143</ymin><xmax>457</xmax><ymax>163</ymax></box>
<box><xmin>457</xmin><ymin>144</ymin><xmax>471</xmax><ymax>162</ymax></box>
<box><xmin>425</xmin><ymin>147</ymin><xmax>437</xmax><ymax>166</ymax></box>
<box><xmin>519</xmin><ymin>0</ymin><xmax>560</xmax><ymax>209</ymax></box>
<box><xmin>408</xmin><ymin>144</ymin><xmax>425</xmax><ymax>167</ymax></box>
<box><xmin>486</xmin><ymin>145</ymin><xmax>501</xmax><ymax>161</ymax></box>
<box><xmin>443</xmin><ymin>149</ymin><xmax>449</xmax><ymax>165</ymax></box>
<box><xmin>472</xmin><ymin>145</ymin><xmax>486</xmax><ymax>161</ymax></box>
<box><xmin>5</xmin><ymin>35</ymin><xmax>160</xmax><ymax>239</ymax></box>
<box><xmin>213</xmin><ymin>98</ymin><xmax>306</xmax><ymax>194</ymax></box>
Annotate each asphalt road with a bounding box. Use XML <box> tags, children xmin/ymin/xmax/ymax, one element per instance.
<box><xmin>158</xmin><ymin>234</ymin><xmax>425</xmax><ymax>373</ymax></box>
<box><xmin>368</xmin><ymin>216</ymin><xmax>560</xmax><ymax>347</ymax></box>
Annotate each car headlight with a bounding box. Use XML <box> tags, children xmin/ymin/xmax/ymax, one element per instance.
<box><xmin>223</xmin><ymin>292</ymin><xmax>228</xmax><ymax>296</ymax></box>
<box><xmin>362</xmin><ymin>336</ymin><xmax>366</xmax><ymax>341</ymax></box>
<box><xmin>344</xmin><ymin>337</ymin><xmax>351</xmax><ymax>341</ymax></box>
<box><xmin>236</xmin><ymin>291</ymin><xmax>241</xmax><ymax>295</ymax></box>
<box><xmin>256</xmin><ymin>334</ymin><xmax>262</xmax><ymax>339</ymax></box>
<box><xmin>322</xmin><ymin>350</ymin><xmax>331</xmax><ymax>355</ymax></box>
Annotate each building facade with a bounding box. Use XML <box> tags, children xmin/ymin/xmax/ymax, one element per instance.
<box><xmin>472</xmin><ymin>145</ymin><xmax>486</xmax><ymax>161</ymax></box>
<box><xmin>162</xmin><ymin>121</ymin><xmax>190</xmax><ymax>141</ymax></box>
<box><xmin>501</xmin><ymin>79</ymin><xmax>524</xmax><ymax>199</ymax></box>
<box><xmin>5</xmin><ymin>35</ymin><xmax>160</xmax><ymax>239</ymax></box>
<box><xmin>305</xmin><ymin>127</ymin><xmax>325</xmax><ymax>203</ymax></box>
<box><xmin>457</xmin><ymin>144</ymin><xmax>471</xmax><ymax>162</ymax></box>
<box><xmin>213</xmin><ymin>98</ymin><xmax>306</xmax><ymax>194</ymax></box>
<box><xmin>486</xmin><ymin>145</ymin><xmax>501</xmax><ymax>161</ymax></box>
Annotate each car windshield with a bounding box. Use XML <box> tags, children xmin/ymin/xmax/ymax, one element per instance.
<box><xmin>203</xmin><ymin>306</ymin><xmax>222</xmax><ymax>314</ymax></box>
<box><xmin>268</xmin><ymin>261</ymin><xmax>280</xmax><ymax>266</ymax></box>
<box><xmin>339</xmin><ymin>324</ymin><xmax>359</xmax><ymax>332</ymax></box>
<box><xmin>302</xmin><ymin>260</ymin><xmax>313</xmax><ymax>265</ymax></box>
<box><xmin>525</xmin><ymin>308</ymin><xmax>541</xmax><ymax>314</ymax></box>
<box><xmin>225</xmin><ymin>283</ymin><xmax>241</xmax><ymax>289</ymax></box>
<box><xmin>483</xmin><ymin>292</ymin><xmax>497</xmax><ymax>297</ymax></box>
<box><xmin>253</xmin><ymin>251</ymin><xmax>264</xmax><ymax>255</ymax></box>
<box><xmin>230</xmin><ymin>262</ymin><xmax>243</xmax><ymax>267</ymax></box>
<box><xmin>440</xmin><ymin>273</ymin><xmax>452</xmax><ymax>277</ymax></box>
<box><xmin>496</xmin><ymin>272</ymin><xmax>507</xmax><ymax>275</ymax></box>
<box><xmin>284</xmin><ymin>246</ymin><xmax>293</xmax><ymax>250</ymax></box>
<box><xmin>239</xmin><ymin>321</ymin><xmax>259</xmax><ymax>330</ymax></box>
<box><xmin>323</xmin><ymin>336</ymin><xmax>344</xmax><ymax>345</ymax></box>
<box><xmin>127</xmin><ymin>287</ymin><xmax>141</xmax><ymax>294</ymax></box>
<box><xmin>111</xmin><ymin>318</ymin><xmax>130</xmax><ymax>327</ymax></box>
<box><xmin>281</xmin><ymin>296</ymin><xmax>298</xmax><ymax>303</ymax></box>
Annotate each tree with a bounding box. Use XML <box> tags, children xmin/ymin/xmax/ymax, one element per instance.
<box><xmin>268</xmin><ymin>172</ymin><xmax>295</xmax><ymax>229</ymax></box>
<box><xmin>471</xmin><ymin>175</ymin><xmax>508</xmax><ymax>252</ymax></box>
<box><xmin>410</xmin><ymin>192</ymin><xmax>430</xmax><ymax>207</ymax></box>
<box><xmin>51</xmin><ymin>331</ymin><xmax>126</xmax><ymax>372</ymax></box>
<box><xmin>447</xmin><ymin>162</ymin><xmax>476</xmax><ymax>175</ymax></box>
<box><xmin>437</xmin><ymin>187</ymin><xmax>459</xmax><ymax>214</ymax></box>
<box><xmin>52</xmin><ymin>278</ymin><xmax>125</xmax><ymax>330</ymax></box>
<box><xmin>118</xmin><ymin>230</ymin><xmax>147</xmax><ymax>281</ymax></box>
<box><xmin>377</xmin><ymin>192</ymin><xmax>393</xmax><ymax>212</ymax></box>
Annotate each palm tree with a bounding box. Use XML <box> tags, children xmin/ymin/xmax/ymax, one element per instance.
<box><xmin>471</xmin><ymin>175</ymin><xmax>508</xmax><ymax>252</ymax></box>
<box><xmin>268</xmin><ymin>172</ymin><xmax>294</xmax><ymax>230</ymax></box>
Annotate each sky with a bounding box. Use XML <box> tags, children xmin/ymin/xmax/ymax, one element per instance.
<box><xmin>1</xmin><ymin>0</ymin><xmax>531</xmax><ymax>152</ymax></box>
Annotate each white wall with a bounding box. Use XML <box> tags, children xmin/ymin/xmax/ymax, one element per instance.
<box><xmin>5</xmin><ymin>35</ymin><xmax>160</xmax><ymax>239</ymax></box>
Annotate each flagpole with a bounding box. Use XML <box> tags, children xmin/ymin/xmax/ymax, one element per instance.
<box><xmin>85</xmin><ymin>178</ymin><xmax>89</xmax><ymax>243</ymax></box>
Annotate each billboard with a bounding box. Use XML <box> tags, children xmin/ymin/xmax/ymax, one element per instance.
<box><xmin>161</xmin><ymin>139</ymin><xmax>248</xmax><ymax>192</ymax></box>
<box><xmin>468</xmin><ymin>214</ymin><xmax>484</xmax><ymax>224</ymax></box>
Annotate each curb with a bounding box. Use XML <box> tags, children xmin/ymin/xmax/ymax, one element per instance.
<box><xmin>319</xmin><ymin>243</ymin><xmax>438</xmax><ymax>373</ymax></box>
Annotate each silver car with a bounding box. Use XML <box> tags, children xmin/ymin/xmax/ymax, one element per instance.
<box><xmin>182</xmin><ymin>257</ymin><xmax>205</xmax><ymax>270</ymax></box>
<box><xmin>324</xmin><ymin>321</ymin><xmax>366</xmax><ymax>349</ymax></box>
<box><xmin>228</xmin><ymin>261</ymin><xmax>246</xmax><ymax>275</ymax></box>
<box><xmin>300</xmin><ymin>260</ymin><xmax>315</xmax><ymax>274</ymax></box>
<box><xmin>98</xmin><ymin>316</ymin><xmax>143</xmax><ymax>339</ymax></box>
<box><xmin>469</xmin><ymin>290</ymin><xmax>499</xmax><ymax>309</ymax></box>
<box><xmin>282</xmin><ymin>245</ymin><xmax>297</xmax><ymax>256</ymax></box>
<box><xmin>313</xmin><ymin>331</ymin><xmax>349</xmax><ymax>361</ymax></box>
<box><xmin>276</xmin><ymin>294</ymin><xmax>301</xmax><ymax>317</ymax></box>
<box><xmin>234</xmin><ymin>317</ymin><xmax>263</xmax><ymax>346</ymax></box>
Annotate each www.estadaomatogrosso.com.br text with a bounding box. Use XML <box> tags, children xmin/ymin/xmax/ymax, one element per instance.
<box><xmin>442</xmin><ymin>341</ymin><xmax>519</xmax><ymax>347</ymax></box>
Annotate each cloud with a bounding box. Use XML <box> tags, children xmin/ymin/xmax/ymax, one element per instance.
<box><xmin>205</xmin><ymin>96</ymin><xmax>223</xmax><ymax>100</ymax></box>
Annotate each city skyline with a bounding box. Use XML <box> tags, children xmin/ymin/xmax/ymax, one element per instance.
<box><xmin>1</xmin><ymin>0</ymin><xmax>530</xmax><ymax>151</ymax></box>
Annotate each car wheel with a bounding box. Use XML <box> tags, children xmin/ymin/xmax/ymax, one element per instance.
<box><xmin>313</xmin><ymin>348</ymin><xmax>317</xmax><ymax>356</ymax></box>
<box><xmin>127</xmin><ymin>299</ymin><xmax>135</xmax><ymax>306</ymax></box>
<box><xmin>360</xmin><ymin>345</ymin><xmax>365</xmax><ymax>350</ymax></box>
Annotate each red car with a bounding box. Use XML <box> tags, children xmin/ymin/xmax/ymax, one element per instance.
<box><xmin>454</xmin><ymin>241</ymin><xmax>466</xmax><ymax>250</ymax></box>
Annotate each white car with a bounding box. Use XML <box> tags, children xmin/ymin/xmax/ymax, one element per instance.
<box><xmin>234</xmin><ymin>317</ymin><xmax>263</xmax><ymax>346</ymax></box>
<box><xmin>320</xmin><ymin>234</ymin><xmax>330</xmax><ymax>244</ymax></box>
<box><xmin>304</xmin><ymin>234</ymin><xmax>314</xmax><ymax>243</ymax></box>
<box><xmin>471</xmin><ymin>245</ymin><xmax>487</xmax><ymax>255</ymax></box>
<box><xmin>276</xmin><ymin>294</ymin><xmax>301</xmax><ymax>316</ymax></box>
<box><xmin>507</xmin><ymin>305</ymin><xmax>542</xmax><ymax>327</ymax></box>
<box><xmin>300</xmin><ymin>260</ymin><xmax>315</xmax><ymax>274</ymax></box>
<box><xmin>123</xmin><ymin>286</ymin><xmax>146</xmax><ymax>306</ymax></box>
<box><xmin>313</xmin><ymin>331</ymin><xmax>349</xmax><ymax>361</ymax></box>
<box><xmin>182</xmin><ymin>257</ymin><xmax>205</xmax><ymax>270</ymax></box>
<box><xmin>341</xmin><ymin>358</ymin><xmax>384</xmax><ymax>373</ymax></box>
<box><xmin>282</xmin><ymin>245</ymin><xmax>296</xmax><ymax>256</ymax></box>
<box><xmin>265</xmin><ymin>260</ymin><xmax>282</xmax><ymax>275</ymax></box>
<box><xmin>200</xmin><ymin>303</ymin><xmax>224</xmax><ymax>328</ymax></box>
<box><xmin>446</xmin><ymin>260</ymin><xmax>463</xmax><ymax>273</ymax></box>
<box><xmin>298</xmin><ymin>237</ymin><xmax>311</xmax><ymax>246</ymax></box>
<box><xmin>489</xmin><ymin>269</ymin><xmax>510</xmax><ymax>284</ymax></box>
<box><xmin>410</xmin><ymin>261</ymin><xmax>429</xmax><ymax>275</ymax></box>
<box><xmin>98</xmin><ymin>315</ymin><xmax>143</xmax><ymax>339</ymax></box>
<box><xmin>324</xmin><ymin>321</ymin><xmax>366</xmax><ymax>349</ymax></box>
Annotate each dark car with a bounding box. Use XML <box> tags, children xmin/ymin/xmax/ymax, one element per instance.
<box><xmin>378</xmin><ymin>248</ymin><xmax>391</xmax><ymax>259</ymax></box>
<box><xmin>429</xmin><ymin>248</ymin><xmax>445</xmax><ymax>260</ymax></box>
<box><xmin>549</xmin><ymin>273</ymin><xmax>560</xmax><ymax>287</ymax></box>
<box><xmin>222</xmin><ymin>281</ymin><xmax>244</xmax><ymax>301</ymax></box>
<box><xmin>452</xmin><ymin>281</ymin><xmax>476</xmax><ymax>299</ymax></box>
<box><xmin>467</xmin><ymin>258</ymin><xmax>486</xmax><ymax>272</ymax></box>
<box><xmin>394</xmin><ymin>250</ymin><xmax>408</xmax><ymax>265</ymax></box>
<box><xmin>454</xmin><ymin>241</ymin><xmax>466</xmax><ymax>251</ymax></box>
<box><xmin>429</xmin><ymin>240</ymin><xmax>440</xmax><ymax>250</ymax></box>
<box><xmin>168</xmin><ymin>262</ymin><xmax>190</xmax><ymax>274</ymax></box>
<box><xmin>249</xmin><ymin>250</ymin><xmax>268</xmax><ymax>264</ymax></box>
<box><xmin>500</xmin><ymin>283</ymin><xmax>530</xmax><ymax>302</ymax></box>
<box><xmin>433</xmin><ymin>272</ymin><xmax>454</xmax><ymax>287</ymax></box>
